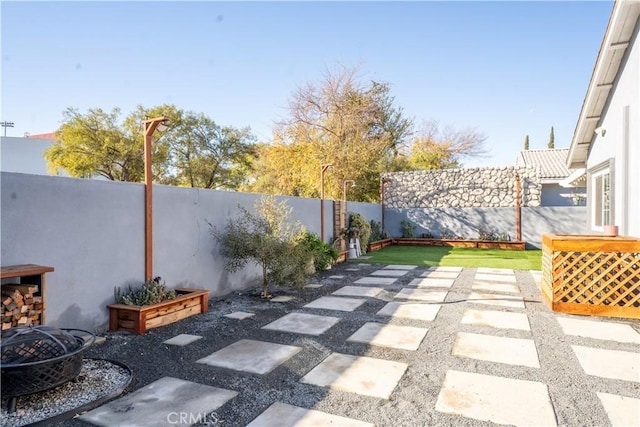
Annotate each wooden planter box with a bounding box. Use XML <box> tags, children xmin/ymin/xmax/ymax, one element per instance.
<box><xmin>367</xmin><ymin>239</ymin><xmax>394</xmax><ymax>252</ymax></box>
<box><xmin>108</xmin><ymin>288</ymin><xmax>210</xmax><ymax>335</ymax></box>
<box><xmin>542</xmin><ymin>234</ymin><xmax>640</xmax><ymax>319</ymax></box>
<box><xmin>336</xmin><ymin>251</ymin><xmax>348</xmax><ymax>264</ymax></box>
<box><xmin>394</xmin><ymin>238</ymin><xmax>526</xmax><ymax>250</ymax></box>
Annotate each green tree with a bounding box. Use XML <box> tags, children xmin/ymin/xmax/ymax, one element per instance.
<box><xmin>524</xmin><ymin>135</ymin><xmax>530</xmax><ymax>150</ymax></box>
<box><xmin>46</xmin><ymin>107</ymin><xmax>169</xmax><ymax>181</ymax></box>
<box><xmin>211</xmin><ymin>196</ymin><xmax>311</xmax><ymax>298</ymax></box>
<box><xmin>46</xmin><ymin>105</ymin><xmax>255</xmax><ymax>189</ymax></box>
<box><xmin>548</xmin><ymin>126</ymin><xmax>555</xmax><ymax>149</ymax></box>
<box><xmin>245</xmin><ymin>65</ymin><xmax>412</xmax><ymax>202</ymax></box>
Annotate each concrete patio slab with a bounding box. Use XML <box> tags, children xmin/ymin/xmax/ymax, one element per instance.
<box><xmin>271</xmin><ymin>296</ymin><xmax>295</xmax><ymax>302</ymax></box>
<box><xmin>474</xmin><ymin>273</ymin><xmax>517</xmax><ymax>283</ymax></box>
<box><xmin>383</xmin><ymin>265</ymin><xmax>418</xmax><ymax>270</ymax></box>
<box><xmin>597</xmin><ymin>392</ymin><xmax>640</xmax><ymax>427</ymax></box>
<box><xmin>347</xmin><ymin>322</ymin><xmax>428</xmax><ymax>351</ymax></box>
<box><xmin>467</xmin><ymin>292</ymin><xmax>525</xmax><ymax>309</ymax></box>
<box><xmin>471</xmin><ymin>281</ymin><xmax>520</xmax><ymax>294</ymax></box>
<box><xmin>408</xmin><ymin>278</ymin><xmax>455</xmax><ymax>288</ymax></box>
<box><xmin>394</xmin><ymin>288</ymin><xmax>448</xmax><ymax>302</ymax></box>
<box><xmin>419</xmin><ymin>271</ymin><xmax>459</xmax><ymax>279</ymax></box>
<box><xmin>452</xmin><ymin>332</ymin><xmax>540</xmax><ymax>368</ymax></box>
<box><xmin>353</xmin><ymin>277</ymin><xmax>397</xmax><ymax>286</ymax></box>
<box><xmin>370</xmin><ymin>269</ymin><xmax>408</xmax><ymax>277</ymax></box>
<box><xmin>460</xmin><ymin>308</ymin><xmax>530</xmax><ymax>331</ymax></box>
<box><xmin>557</xmin><ymin>317</ymin><xmax>640</xmax><ymax>344</ymax></box>
<box><xmin>247</xmin><ymin>402</ymin><xmax>374</xmax><ymax>427</ymax></box>
<box><xmin>476</xmin><ymin>267</ymin><xmax>514</xmax><ymax>275</ymax></box>
<box><xmin>224</xmin><ymin>311</ymin><xmax>255</xmax><ymax>320</ymax></box>
<box><xmin>345</xmin><ymin>268</ymin><xmax>360</xmax><ymax>271</ymax></box>
<box><xmin>376</xmin><ymin>302</ymin><xmax>441</xmax><ymax>322</ymax></box>
<box><xmin>304</xmin><ymin>284</ymin><xmax>323</xmax><ymax>289</ymax></box>
<box><xmin>78</xmin><ymin>377</ymin><xmax>238</xmax><ymax>427</ymax></box>
<box><xmin>328</xmin><ymin>275</ymin><xmax>345</xmax><ymax>279</ymax></box>
<box><xmin>304</xmin><ymin>296</ymin><xmax>366</xmax><ymax>312</ymax></box>
<box><xmin>435</xmin><ymin>370</ymin><xmax>556</xmax><ymax>426</ymax></box>
<box><xmin>332</xmin><ymin>285</ymin><xmax>384</xmax><ymax>298</ymax></box>
<box><xmin>300</xmin><ymin>352</ymin><xmax>408</xmax><ymax>399</ymax></box>
<box><xmin>262</xmin><ymin>312</ymin><xmax>340</xmax><ymax>336</ymax></box>
<box><xmin>197</xmin><ymin>339</ymin><xmax>302</xmax><ymax>375</ymax></box>
<box><xmin>572</xmin><ymin>346</ymin><xmax>640</xmax><ymax>382</ymax></box>
<box><xmin>426</xmin><ymin>266</ymin><xmax>463</xmax><ymax>272</ymax></box>
<box><xmin>163</xmin><ymin>334</ymin><xmax>202</xmax><ymax>346</ymax></box>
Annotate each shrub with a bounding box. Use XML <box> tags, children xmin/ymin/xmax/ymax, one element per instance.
<box><xmin>114</xmin><ymin>277</ymin><xmax>176</xmax><ymax>306</ymax></box>
<box><xmin>300</xmin><ymin>231</ymin><xmax>339</xmax><ymax>271</ymax></box>
<box><xmin>348</xmin><ymin>213</ymin><xmax>371</xmax><ymax>254</ymax></box>
<box><xmin>210</xmin><ymin>196</ymin><xmax>312</xmax><ymax>298</ymax></box>
<box><xmin>400</xmin><ymin>220</ymin><xmax>415</xmax><ymax>238</ymax></box>
<box><xmin>369</xmin><ymin>220</ymin><xmax>387</xmax><ymax>242</ymax></box>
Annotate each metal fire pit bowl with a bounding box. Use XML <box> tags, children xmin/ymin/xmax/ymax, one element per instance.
<box><xmin>1</xmin><ymin>326</ymin><xmax>95</xmax><ymax>412</ymax></box>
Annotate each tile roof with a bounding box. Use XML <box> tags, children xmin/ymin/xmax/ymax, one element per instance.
<box><xmin>515</xmin><ymin>148</ymin><xmax>571</xmax><ymax>181</ymax></box>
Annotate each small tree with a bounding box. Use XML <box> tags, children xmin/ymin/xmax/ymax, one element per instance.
<box><xmin>548</xmin><ymin>126</ymin><xmax>555</xmax><ymax>149</ymax></box>
<box><xmin>524</xmin><ymin>135</ymin><xmax>530</xmax><ymax>150</ymax></box>
<box><xmin>211</xmin><ymin>196</ymin><xmax>310</xmax><ymax>298</ymax></box>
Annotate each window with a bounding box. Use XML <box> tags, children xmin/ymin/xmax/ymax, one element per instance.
<box><xmin>589</xmin><ymin>161</ymin><xmax>614</xmax><ymax>231</ymax></box>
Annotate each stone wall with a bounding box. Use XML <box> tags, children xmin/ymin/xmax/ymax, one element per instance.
<box><xmin>382</xmin><ymin>167</ymin><xmax>541</xmax><ymax>208</ymax></box>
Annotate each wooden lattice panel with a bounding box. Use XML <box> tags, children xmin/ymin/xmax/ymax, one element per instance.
<box><xmin>541</xmin><ymin>234</ymin><xmax>640</xmax><ymax>319</ymax></box>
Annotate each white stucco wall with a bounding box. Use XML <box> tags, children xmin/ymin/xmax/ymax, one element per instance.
<box><xmin>587</xmin><ymin>22</ymin><xmax>639</xmax><ymax>237</ymax></box>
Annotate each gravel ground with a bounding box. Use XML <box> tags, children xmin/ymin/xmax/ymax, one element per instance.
<box><xmin>11</xmin><ymin>262</ymin><xmax>639</xmax><ymax>427</ymax></box>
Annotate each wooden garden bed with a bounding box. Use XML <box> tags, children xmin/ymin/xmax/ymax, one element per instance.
<box><xmin>542</xmin><ymin>234</ymin><xmax>640</xmax><ymax>319</ymax></box>
<box><xmin>108</xmin><ymin>288</ymin><xmax>210</xmax><ymax>334</ymax></box>
<box><xmin>393</xmin><ymin>238</ymin><xmax>526</xmax><ymax>250</ymax></box>
<box><xmin>367</xmin><ymin>239</ymin><xmax>394</xmax><ymax>252</ymax></box>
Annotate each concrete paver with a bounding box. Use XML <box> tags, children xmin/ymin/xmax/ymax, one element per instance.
<box><xmin>262</xmin><ymin>312</ymin><xmax>340</xmax><ymax>336</ymax></box>
<box><xmin>353</xmin><ymin>277</ymin><xmax>397</xmax><ymax>286</ymax></box>
<box><xmin>376</xmin><ymin>302</ymin><xmax>441</xmax><ymax>321</ymax></box>
<box><xmin>435</xmin><ymin>370</ymin><xmax>556</xmax><ymax>426</ymax></box>
<box><xmin>471</xmin><ymin>281</ymin><xmax>520</xmax><ymax>294</ymax></box>
<box><xmin>597</xmin><ymin>392</ymin><xmax>640</xmax><ymax>427</ymax></box>
<box><xmin>332</xmin><ymin>285</ymin><xmax>384</xmax><ymax>298</ymax></box>
<box><xmin>394</xmin><ymin>288</ymin><xmax>448</xmax><ymax>302</ymax></box>
<box><xmin>476</xmin><ymin>267</ymin><xmax>514</xmax><ymax>275</ymax></box>
<box><xmin>474</xmin><ymin>273</ymin><xmax>517</xmax><ymax>283</ymax></box>
<box><xmin>196</xmin><ymin>339</ymin><xmax>301</xmax><ymax>374</ymax></box>
<box><xmin>163</xmin><ymin>334</ymin><xmax>202</xmax><ymax>346</ymax></box>
<box><xmin>452</xmin><ymin>332</ymin><xmax>540</xmax><ymax>368</ymax></box>
<box><xmin>426</xmin><ymin>266</ymin><xmax>463</xmax><ymax>272</ymax></box>
<box><xmin>370</xmin><ymin>269</ymin><xmax>408</xmax><ymax>277</ymax></box>
<box><xmin>224</xmin><ymin>311</ymin><xmax>255</xmax><ymax>320</ymax></box>
<box><xmin>419</xmin><ymin>271</ymin><xmax>460</xmax><ymax>279</ymax></box>
<box><xmin>409</xmin><ymin>277</ymin><xmax>456</xmax><ymax>288</ymax></box>
<box><xmin>304</xmin><ymin>296</ymin><xmax>366</xmax><ymax>312</ymax></box>
<box><xmin>78</xmin><ymin>377</ymin><xmax>237</xmax><ymax>427</ymax></box>
<box><xmin>572</xmin><ymin>345</ymin><xmax>640</xmax><ymax>382</ymax></box>
<box><xmin>467</xmin><ymin>291</ymin><xmax>525</xmax><ymax>308</ymax></box>
<box><xmin>247</xmin><ymin>402</ymin><xmax>374</xmax><ymax>427</ymax></box>
<box><xmin>383</xmin><ymin>265</ymin><xmax>418</xmax><ymax>270</ymax></box>
<box><xmin>460</xmin><ymin>308</ymin><xmax>530</xmax><ymax>331</ymax></box>
<box><xmin>557</xmin><ymin>316</ymin><xmax>640</xmax><ymax>344</ymax></box>
<box><xmin>347</xmin><ymin>322</ymin><xmax>428</xmax><ymax>351</ymax></box>
<box><xmin>300</xmin><ymin>352</ymin><xmax>408</xmax><ymax>399</ymax></box>
<box><xmin>271</xmin><ymin>296</ymin><xmax>294</xmax><ymax>302</ymax></box>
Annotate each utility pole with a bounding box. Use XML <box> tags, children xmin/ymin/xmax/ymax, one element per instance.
<box><xmin>1</xmin><ymin>121</ymin><xmax>15</xmax><ymax>137</ymax></box>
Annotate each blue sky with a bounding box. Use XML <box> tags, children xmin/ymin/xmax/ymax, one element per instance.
<box><xmin>2</xmin><ymin>1</ymin><xmax>612</xmax><ymax>168</ymax></box>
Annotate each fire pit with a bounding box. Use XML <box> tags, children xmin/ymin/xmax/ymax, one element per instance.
<box><xmin>1</xmin><ymin>326</ymin><xmax>95</xmax><ymax>412</ymax></box>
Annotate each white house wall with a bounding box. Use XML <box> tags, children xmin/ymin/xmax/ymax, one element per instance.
<box><xmin>0</xmin><ymin>137</ymin><xmax>58</xmax><ymax>175</ymax></box>
<box><xmin>587</xmin><ymin>20</ymin><xmax>639</xmax><ymax>237</ymax></box>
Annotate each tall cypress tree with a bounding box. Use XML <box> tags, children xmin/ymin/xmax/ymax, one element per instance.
<box><xmin>524</xmin><ymin>135</ymin><xmax>530</xmax><ymax>150</ymax></box>
<box><xmin>548</xmin><ymin>126</ymin><xmax>555</xmax><ymax>149</ymax></box>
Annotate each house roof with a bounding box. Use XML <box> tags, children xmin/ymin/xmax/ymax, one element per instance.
<box><xmin>515</xmin><ymin>148</ymin><xmax>573</xmax><ymax>182</ymax></box>
<box><xmin>567</xmin><ymin>0</ymin><xmax>640</xmax><ymax>169</ymax></box>
<box><xmin>26</xmin><ymin>132</ymin><xmax>57</xmax><ymax>139</ymax></box>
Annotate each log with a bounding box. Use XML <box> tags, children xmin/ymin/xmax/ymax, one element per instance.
<box><xmin>1</xmin><ymin>284</ymin><xmax>38</xmax><ymax>295</ymax></box>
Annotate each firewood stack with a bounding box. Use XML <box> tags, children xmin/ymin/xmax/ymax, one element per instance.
<box><xmin>1</xmin><ymin>285</ymin><xmax>43</xmax><ymax>330</ymax></box>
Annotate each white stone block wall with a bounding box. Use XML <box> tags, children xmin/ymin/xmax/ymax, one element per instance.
<box><xmin>382</xmin><ymin>166</ymin><xmax>540</xmax><ymax>209</ymax></box>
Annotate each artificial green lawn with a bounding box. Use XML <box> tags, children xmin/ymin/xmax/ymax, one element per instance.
<box><xmin>356</xmin><ymin>245</ymin><xmax>542</xmax><ymax>270</ymax></box>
